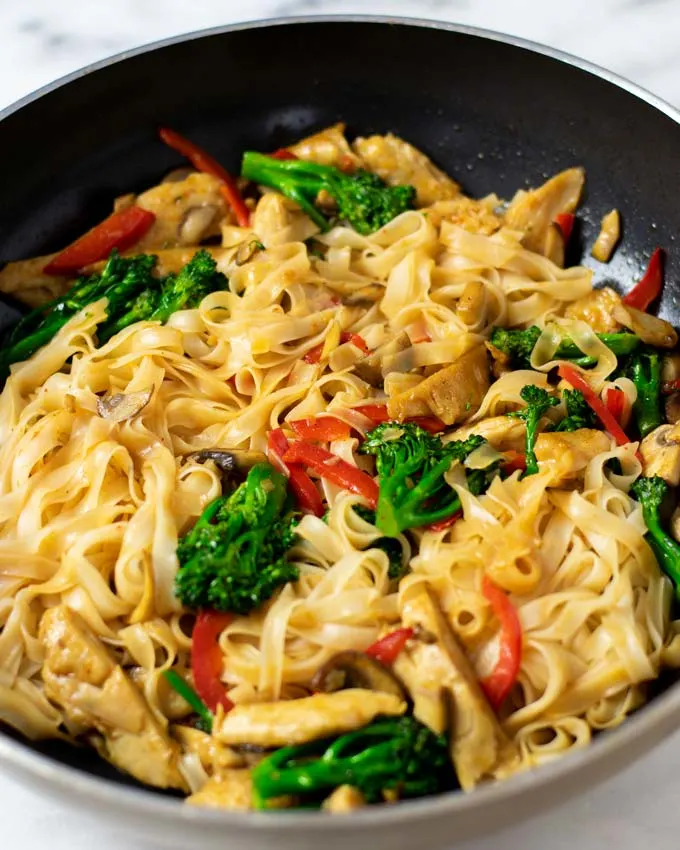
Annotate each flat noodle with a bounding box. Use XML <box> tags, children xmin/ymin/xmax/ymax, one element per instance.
<box><xmin>0</xmin><ymin>132</ymin><xmax>677</xmax><ymax>806</ymax></box>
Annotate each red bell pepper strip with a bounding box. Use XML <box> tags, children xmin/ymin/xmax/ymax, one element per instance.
<box><xmin>282</xmin><ymin>441</ymin><xmax>379</xmax><ymax>508</ymax></box>
<box><xmin>43</xmin><ymin>206</ymin><xmax>156</xmax><ymax>276</ymax></box>
<box><xmin>159</xmin><ymin>127</ymin><xmax>250</xmax><ymax>228</ymax></box>
<box><xmin>290</xmin><ymin>417</ymin><xmax>351</xmax><ymax>442</ymax></box>
<box><xmin>270</xmin><ymin>148</ymin><xmax>298</xmax><ymax>161</ymax></box>
<box><xmin>622</xmin><ymin>248</ymin><xmax>664</xmax><ymax>312</ymax></box>
<box><xmin>365</xmin><ymin>628</ymin><xmax>414</xmax><ymax>665</ymax></box>
<box><xmin>502</xmin><ymin>451</ymin><xmax>527</xmax><ymax>475</ymax></box>
<box><xmin>558</xmin><ymin>364</ymin><xmax>630</xmax><ymax>446</ymax></box>
<box><xmin>605</xmin><ymin>387</ymin><xmax>626</xmax><ymax>424</ymax></box>
<box><xmin>426</xmin><ymin>510</ymin><xmax>463</xmax><ymax>532</ymax></box>
<box><xmin>479</xmin><ymin>576</ymin><xmax>522</xmax><ymax>711</ymax></box>
<box><xmin>303</xmin><ymin>332</ymin><xmax>370</xmax><ymax>365</ymax></box>
<box><xmin>191</xmin><ymin>610</ymin><xmax>234</xmax><ymax>714</ymax></box>
<box><xmin>554</xmin><ymin>213</ymin><xmax>575</xmax><ymax>245</ymax></box>
<box><xmin>267</xmin><ymin>428</ymin><xmax>324</xmax><ymax>517</ymax></box>
<box><xmin>355</xmin><ymin>403</ymin><xmax>446</xmax><ymax>434</ymax></box>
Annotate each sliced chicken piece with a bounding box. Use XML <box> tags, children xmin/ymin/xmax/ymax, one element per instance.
<box><xmin>504</xmin><ymin>168</ymin><xmax>584</xmax><ymax>256</ymax></box>
<box><xmin>639</xmin><ymin>424</ymin><xmax>680</xmax><ymax>486</ymax></box>
<box><xmin>446</xmin><ymin>415</ymin><xmax>526</xmax><ymax>453</ymax></box>
<box><xmin>213</xmin><ymin>689</ymin><xmax>406</xmax><ymax>748</ymax></box>
<box><xmin>352</xmin><ymin>134</ymin><xmax>460</xmax><ymax>207</ymax></box>
<box><xmin>39</xmin><ymin>606</ymin><xmax>186</xmax><ymax>790</ymax></box>
<box><xmin>564</xmin><ymin>286</ymin><xmax>623</xmax><ymax>334</ymax></box>
<box><xmin>323</xmin><ymin>785</ymin><xmax>367</xmax><ymax>812</ymax></box>
<box><xmin>0</xmin><ymin>253</ymin><xmax>72</xmax><ymax>308</ymax></box>
<box><xmin>289</xmin><ymin>122</ymin><xmax>363</xmax><ymax>170</ymax></box>
<box><xmin>613</xmin><ymin>302</ymin><xmax>678</xmax><ymax>349</ymax></box>
<box><xmin>425</xmin><ymin>197</ymin><xmax>501</xmax><ymax>235</ymax></box>
<box><xmin>187</xmin><ymin>769</ymin><xmax>254</xmax><ymax>810</ymax></box>
<box><xmin>534</xmin><ymin>429</ymin><xmax>611</xmax><ymax>485</ymax></box>
<box><xmin>172</xmin><ymin>725</ymin><xmax>247</xmax><ymax>774</ymax></box>
<box><xmin>251</xmin><ymin>192</ymin><xmax>319</xmax><ymax>247</ymax></box>
<box><xmin>134</xmin><ymin>172</ymin><xmax>229</xmax><ymax>250</ymax></box>
<box><xmin>387</xmin><ymin>345</ymin><xmax>490</xmax><ymax>425</ymax></box>
<box><xmin>394</xmin><ymin>585</ymin><xmax>518</xmax><ymax>791</ymax></box>
<box><xmin>354</xmin><ymin>331</ymin><xmax>412</xmax><ymax>386</ymax></box>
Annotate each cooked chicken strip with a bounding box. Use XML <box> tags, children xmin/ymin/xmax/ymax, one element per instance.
<box><xmin>446</xmin><ymin>415</ymin><xmax>526</xmax><ymax>453</ymax></box>
<box><xmin>387</xmin><ymin>345</ymin><xmax>490</xmax><ymax>425</ymax></box>
<box><xmin>0</xmin><ymin>253</ymin><xmax>71</xmax><ymax>308</ymax></box>
<box><xmin>187</xmin><ymin>769</ymin><xmax>254</xmax><ymax>810</ymax></box>
<box><xmin>534</xmin><ymin>429</ymin><xmax>611</xmax><ymax>485</ymax></box>
<box><xmin>353</xmin><ymin>134</ymin><xmax>460</xmax><ymax>207</ymax></box>
<box><xmin>289</xmin><ymin>122</ymin><xmax>363</xmax><ymax>170</ymax></box>
<box><xmin>394</xmin><ymin>585</ymin><xmax>519</xmax><ymax>791</ymax></box>
<box><xmin>564</xmin><ymin>287</ymin><xmax>623</xmax><ymax>334</ymax></box>
<box><xmin>639</xmin><ymin>424</ymin><xmax>680</xmax><ymax>486</ymax></box>
<box><xmin>213</xmin><ymin>689</ymin><xmax>406</xmax><ymax>748</ymax></box>
<box><xmin>39</xmin><ymin>606</ymin><xmax>186</xmax><ymax>790</ymax></box>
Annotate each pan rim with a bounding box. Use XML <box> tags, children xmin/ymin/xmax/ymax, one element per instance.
<box><xmin>2</xmin><ymin>13</ymin><xmax>680</xmax><ymax>832</ymax></box>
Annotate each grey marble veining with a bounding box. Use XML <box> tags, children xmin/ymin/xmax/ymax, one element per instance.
<box><xmin>2</xmin><ymin>1</ymin><xmax>680</xmax><ymax>849</ymax></box>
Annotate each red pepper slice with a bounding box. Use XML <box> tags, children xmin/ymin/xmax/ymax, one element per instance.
<box><xmin>267</xmin><ymin>428</ymin><xmax>324</xmax><ymax>517</ymax></box>
<box><xmin>365</xmin><ymin>628</ymin><xmax>414</xmax><ymax>665</ymax></box>
<box><xmin>290</xmin><ymin>417</ymin><xmax>351</xmax><ymax>442</ymax></box>
<box><xmin>43</xmin><ymin>206</ymin><xmax>156</xmax><ymax>276</ymax></box>
<box><xmin>270</xmin><ymin>148</ymin><xmax>298</xmax><ymax>161</ymax></box>
<box><xmin>558</xmin><ymin>364</ymin><xmax>630</xmax><ymax>446</ymax></box>
<box><xmin>303</xmin><ymin>332</ymin><xmax>370</xmax><ymax>365</ymax></box>
<box><xmin>605</xmin><ymin>387</ymin><xmax>626</xmax><ymax>424</ymax></box>
<box><xmin>355</xmin><ymin>403</ymin><xmax>446</xmax><ymax>434</ymax></box>
<box><xmin>426</xmin><ymin>510</ymin><xmax>463</xmax><ymax>532</ymax></box>
<box><xmin>502</xmin><ymin>450</ymin><xmax>527</xmax><ymax>475</ymax></box>
<box><xmin>479</xmin><ymin>576</ymin><xmax>522</xmax><ymax>711</ymax></box>
<box><xmin>282</xmin><ymin>441</ymin><xmax>379</xmax><ymax>508</ymax></box>
<box><xmin>159</xmin><ymin>127</ymin><xmax>250</xmax><ymax>228</ymax></box>
<box><xmin>622</xmin><ymin>248</ymin><xmax>664</xmax><ymax>312</ymax></box>
<box><xmin>554</xmin><ymin>213</ymin><xmax>575</xmax><ymax>245</ymax></box>
<box><xmin>191</xmin><ymin>610</ymin><xmax>234</xmax><ymax>714</ymax></box>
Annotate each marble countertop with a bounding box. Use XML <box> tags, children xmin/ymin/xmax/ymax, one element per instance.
<box><xmin>2</xmin><ymin>0</ymin><xmax>680</xmax><ymax>847</ymax></box>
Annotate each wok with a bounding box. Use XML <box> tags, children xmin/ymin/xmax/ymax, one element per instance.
<box><xmin>0</xmin><ymin>16</ymin><xmax>679</xmax><ymax>850</ymax></box>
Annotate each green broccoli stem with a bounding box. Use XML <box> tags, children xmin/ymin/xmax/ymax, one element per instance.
<box><xmin>490</xmin><ymin>326</ymin><xmax>640</xmax><ymax>370</ymax></box>
<box><xmin>628</xmin><ymin>349</ymin><xmax>663</xmax><ymax>438</ymax></box>
<box><xmin>631</xmin><ymin>476</ymin><xmax>680</xmax><ymax>599</ymax></box>
<box><xmin>508</xmin><ymin>385</ymin><xmax>559</xmax><ymax>477</ymax></box>
<box><xmin>162</xmin><ymin>669</ymin><xmax>213</xmax><ymax>734</ymax></box>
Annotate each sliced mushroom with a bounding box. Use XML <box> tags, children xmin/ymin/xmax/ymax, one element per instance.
<box><xmin>639</xmin><ymin>424</ymin><xmax>680</xmax><ymax>485</ymax></box>
<box><xmin>235</xmin><ymin>239</ymin><xmax>264</xmax><ymax>266</ymax></box>
<box><xmin>665</xmin><ymin>393</ymin><xmax>680</xmax><ymax>425</ymax></box>
<box><xmin>96</xmin><ymin>388</ymin><xmax>153</xmax><ymax>422</ymax></box>
<box><xmin>179</xmin><ymin>205</ymin><xmax>220</xmax><ymax>245</ymax></box>
<box><xmin>311</xmin><ymin>650</ymin><xmax>407</xmax><ymax>700</ymax></box>
<box><xmin>189</xmin><ymin>449</ymin><xmax>267</xmax><ymax>474</ymax></box>
<box><xmin>354</xmin><ymin>331</ymin><xmax>411</xmax><ymax>386</ymax></box>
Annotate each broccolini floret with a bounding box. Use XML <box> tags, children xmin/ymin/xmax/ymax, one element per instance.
<box><xmin>175</xmin><ymin>463</ymin><xmax>299</xmax><ymax>614</ymax></box>
<box><xmin>555</xmin><ymin>389</ymin><xmax>598</xmax><ymax>432</ymax></box>
<box><xmin>359</xmin><ymin>422</ymin><xmax>499</xmax><ymax>536</ymax></box>
<box><xmin>490</xmin><ymin>326</ymin><xmax>640</xmax><ymax>370</ymax></box>
<box><xmin>508</xmin><ymin>385</ymin><xmax>559</xmax><ymax>476</ymax></box>
<box><xmin>251</xmin><ymin>716</ymin><xmax>456</xmax><ymax>808</ymax></box>
<box><xmin>630</xmin><ymin>476</ymin><xmax>680</xmax><ymax>599</ymax></box>
<box><xmin>241</xmin><ymin>152</ymin><xmax>416</xmax><ymax>235</ymax></box>
<box><xmin>626</xmin><ymin>347</ymin><xmax>663</xmax><ymax>438</ymax></box>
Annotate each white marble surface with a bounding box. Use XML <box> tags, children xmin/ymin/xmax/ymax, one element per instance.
<box><xmin>2</xmin><ymin>0</ymin><xmax>680</xmax><ymax>847</ymax></box>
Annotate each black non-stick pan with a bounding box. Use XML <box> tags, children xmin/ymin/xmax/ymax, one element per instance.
<box><xmin>1</xmin><ymin>17</ymin><xmax>679</xmax><ymax>850</ymax></box>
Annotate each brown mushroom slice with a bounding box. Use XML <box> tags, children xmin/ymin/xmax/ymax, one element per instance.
<box><xmin>504</xmin><ymin>167</ymin><xmax>584</xmax><ymax>256</ymax></box>
<box><xmin>639</xmin><ymin>424</ymin><xmax>680</xmax><ymax>485</ymax></box>
<box><xmin>665</xmin><ymin>393</ymin><xmax>680</xmax><ymax>425</ymax></box>
<box><xmin>96</xmin><ymin>388</ymin><xmax>153</xmax><ymax>422</ymax></box>
<box><xmin>612</xmin><ymin>302</ymin><xmax>678</xmax><ymax>349</ymax></box>
<box><xmin>189</xmin><ymin>449</ymin><xmax>267</xmax><ymax>474</ymax></box>
<box><xmin>311</xmin><ymin>650</ymin><xmax>407</xmax><ymax>700</ymax></box>
<box><xmin>179</xmin><ymin>205</ymin><xmax>220</xmax><ymax>245</ymax></box>
<box><xmin>353</xmin><ymin>331</ymin><xmax>411</xmax><ymax>386</ymax></box>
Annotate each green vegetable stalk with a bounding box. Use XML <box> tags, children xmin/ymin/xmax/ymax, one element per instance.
<box><xmin>630</xmin><ymin>476</ymin><xmax>680</xmax><ymax>599</ymax></box>
<box><xmin>490</xmin><ymin>326</ymin><xmax>640</xmax><ymax>370</ymax></box>
<box><xmin>241</xmin><ymin>152</ymin><xmax>416</xmax><ymax>235</ymax></box>
<box><xmin>508</xmin><ymin>385</ymin><xmax>559</xmax><ymax>476</ymax></box>
<box><xmin>251</xmin><ymin>717</ymin><xmax>455</xmax><ymax>808</ymax></box>
<box><xmin>626</xmin><ymin>348</ymin><xmax>663</xmax><ymax>438</ymax></box>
